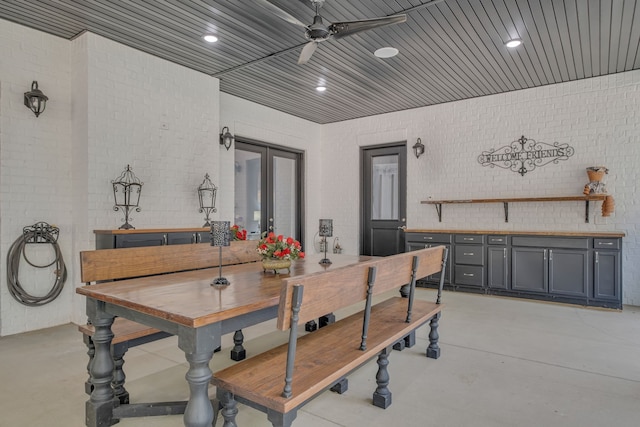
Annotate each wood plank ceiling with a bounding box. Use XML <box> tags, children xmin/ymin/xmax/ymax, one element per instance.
<box><xmin>1</xmin><ymin>0</ymin><xmax>639</xmax><ymax>124</ymax></box>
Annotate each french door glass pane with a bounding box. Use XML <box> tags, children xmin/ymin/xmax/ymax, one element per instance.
<box><xmin>273</xmin><ymin>156</ymin><xmax>296</xmax><ymax>237</ymax></box>
<box><xmin>371</xmin><ymin>155</ymin><xmax>399</xmax><ymax>220</ymax></box>
<box><xmin>234</xmin><ymin>150</ymin><xmax>262</xmax><ymax>238</ymax></box>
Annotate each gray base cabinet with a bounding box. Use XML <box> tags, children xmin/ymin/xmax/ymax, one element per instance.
<box><xmin>95</xmin><ymin>228</ymin><xmax>211</xmax><ymax>249</ymax></box>
<box><xmin>406</xmin><ymin>231</ymin><xmax>622</xmax><ymax>309</ymax></box>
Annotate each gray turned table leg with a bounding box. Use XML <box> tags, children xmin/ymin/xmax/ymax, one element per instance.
<box><xmin>184</xmin><ymin>350</ymin><xmax>215</xmax><ymax>426</ymax></box>
<box><xmin>426</xmin><ymin>312</ymin><xmax>441</xmax><ymax>359</ymax></box>
<box><xmin>179</xmin><ymin>324</ymin><xmax>220</xmax><ymax>427</ymax></box>
<box><xmin>85</xmin><ymin>309</ymin><xmax>116</xmax><ymax>427</ymax></box>
<box><xmin>372</xmin><ymin>347</ymin><xmax>392</xmax><ymax>409</ymax></box>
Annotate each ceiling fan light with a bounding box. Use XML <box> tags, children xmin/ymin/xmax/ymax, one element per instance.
<box><xmin>505</xmin><ymin>39</ymin><xmax>522</xmax><ymax>48</ymax></box>
<box><xmin>374</xmin><ymin>47</ymin><xmax>399</xmax><ymax>58</ymax></box>
<box><xmin>203</xmin><ymin>34</ymin><xmax>218</xmax><ymax>43</ymax></box>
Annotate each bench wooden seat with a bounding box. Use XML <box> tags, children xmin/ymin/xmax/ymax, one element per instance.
<box><xmin>212</xmin><ymin>246</ymin><xmax>448</xmax><ymax>427</ymax></box>
<box><xmin>79</xmin><ymin>240</ymin><xmax>260</xmax><ymax>403</ymax></box>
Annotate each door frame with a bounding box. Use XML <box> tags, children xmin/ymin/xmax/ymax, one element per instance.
<box><xmin>359</xmin><ymin>141</ymin><xmax>407</xmax><ymax>256</ymax></box>
<box><xmin>235</xmin><ymin>137</ymin><xmax>305</xmax><ymax>246</ymax></box>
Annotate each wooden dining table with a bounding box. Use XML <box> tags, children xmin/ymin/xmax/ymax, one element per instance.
<box><xmin>77</xmin><ymin>253</ymin><xmax>372</xmax><ymax>427</ymax></box>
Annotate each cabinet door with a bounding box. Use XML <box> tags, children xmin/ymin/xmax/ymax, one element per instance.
<box><xmin>167</xmin><ymin>232</ymin><xmax>196</xmax><ymax>245</ymax></box>
<box><xmin>594</xmin><ymin>251</ymin><xmax>620</xmax><ymax>300</ymax></box>
<box><xmin>512</xmin><ymin>247</ymin><xmax>547</xmax><ymax>292</ymax></box>
<box><xmin>548</xmin><ymin>249</ymin><xmax>588</xmax><ymax>297</ymax></box>
<box><xmin>406</xmin><ymin>242</ymin><xmax>451</xmax><ymax>284</ymax></box>
<box><xmin>115</xmin><ymin>233</ymin><xmax>166</xmax><ymax>248</ymax></box>
<box><xmin>197</xmin><ymin>232</ymin><xmax>211</xmax><ymax>244</ymax></box>
<box><xmin>487</xmin><ymin>247</ymin><xmax>508</xmax><ymax>289</ymax></box>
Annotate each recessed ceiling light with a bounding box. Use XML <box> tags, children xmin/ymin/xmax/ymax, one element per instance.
<box><xmin>204</xmin><ymin>34</ymin><xmax>218</xmax><ymax>43</ymax></box>
<box><xmin>316</xmin><ymin>86</ymin><xmax>327</xmax><ymax>92</ymax></box>
<box><xmin>505</xmin><ymin>39</ymin><xmax>522</xmax><ymax>48</ymax></box>
<box><xmin>374</xmin><ymin>47</ymin><xmax>399</xmax><ymax>58</ymax></box>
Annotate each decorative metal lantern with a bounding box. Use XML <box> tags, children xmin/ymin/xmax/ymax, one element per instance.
<box><xmin>210</xmin><ymin>221</ymin><xmax>231</xmax><ymax>286</ymax></box>
<box><xmin>319</xmin><ymin>218</ymin><xmax>333</xmax><ymax>265</ymax></box>
<box><xmin>198</xmin><ymin>173</ymin><xmax>218</xmax><ymax>227</ymax></box>
<box><xmin>412</xmin><ymin>138</ymin><xmax>425</xmax><ymax>158</ymax></box>
<box><xmin>24</xmin><ymin>81</ymin><xmax>48</xmax><ymax>117</ymax></box>
<box><xmin>112</xmin><ymin>165</ymin><xmax>143</xmax><ymax>230</ymax></box>
<box><xmin>219</xmin><ymin>126</ymin><xmax>234</xmax><ymax>151</ymax></box>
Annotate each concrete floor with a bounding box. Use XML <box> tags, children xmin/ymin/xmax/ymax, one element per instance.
<box><xmin>1</xmin><ymin>289</ymin><xmax>639</xmax><ymax>427</ymax></box>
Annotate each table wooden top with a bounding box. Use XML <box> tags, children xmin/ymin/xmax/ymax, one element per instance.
<box><xmin>76</xmin><ymin>254</ymin><xmax>371</xmax><ymax>328</ymax></box>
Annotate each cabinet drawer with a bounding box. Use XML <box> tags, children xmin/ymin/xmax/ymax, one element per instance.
<box><xmin>487</xmin><ymin>235</ymin><xmax>507</xmax><ymax>245</ymax></box>
<box><xmin>455</xmin><ymin>245</ymin><xmax>484</xmax><ymax>265</ymax></box>
<box><xmin>405</xmin><ymin>233</ymin><xmax>451</xmax><ymax>244</ymax></box>
<box><xmin>455</xmin><ymin>234</ymin><xmax>484</xmax><ymax>244</ymax></box>
<box><xmin>512</xmin><ymin>236</ymin><xmax>589</xmax><ymax>249</ymax></box>
<box><xmin>455</xmin><ymin>265</ymin><xmax>485</xmax><ymax>287</ymax></box>
<box><xmin>593</xmin><ymin>238</ymin><xmax>620</xmax><ymax>250</ymax></box>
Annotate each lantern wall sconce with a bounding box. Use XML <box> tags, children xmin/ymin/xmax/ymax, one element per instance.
<box><xmin>412</xmin><ymin>138</ymin><xmax>425</xmax><ymax>158</ymax></box>
<box><xmin>112</xmin><ymin>165</ymin><xmax>143</xmax><ymax>230</ymax></box>
<box><xmin>197</xmin><ymin>173</ymin><xmax>218</xmax><ymax>227</ymax></box>
<box><xmin>210</xmin><ymin>221</ymin><xmax>231</xmax><ymax>286</ymax></box>
<box><xmin>318</xmin><ymin>218</ymin><xmax>333</xmax><ymax>265</ymax></box>
<box><xmin>24</xmin><ymin>81</ymin><xmax>48</xmax><ymax>117</ymax></box>
<box><xmin>220</xmin><ymin>126</ymin><xmax>235</xmax><ymax>151</ymax></box>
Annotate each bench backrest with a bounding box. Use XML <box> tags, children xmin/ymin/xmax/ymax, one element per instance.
<box><xmin>277</xmin><ymin>246</ymin><xmax>446</xmax><ymax>330</ymax></box>
<box><xmin>80</xmin><ymin>240</ymin><xmax>260</xmax><ymax>283</ymax></box>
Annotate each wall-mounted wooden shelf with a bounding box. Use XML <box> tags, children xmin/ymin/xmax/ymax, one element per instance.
<box><xmin>421</xmin><ymin>195</ymin><xmax>608</xmax><ymax>223</ymax></box>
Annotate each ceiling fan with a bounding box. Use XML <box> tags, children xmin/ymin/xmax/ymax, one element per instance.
<box><xmin>255</xmin><ymin>0</ymin><xmax>407</xmax><ymax>64</ymax></box>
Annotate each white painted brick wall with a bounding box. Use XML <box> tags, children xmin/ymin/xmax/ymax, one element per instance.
<box><xmin>0</xmin><ymin>20</ymin><xmax>73</xmax><ymax>335</ymax></box>
<box><xmin>323</xmin><ymin>70</ymin><xmax>640</xmax><ymax>306</ymax></box>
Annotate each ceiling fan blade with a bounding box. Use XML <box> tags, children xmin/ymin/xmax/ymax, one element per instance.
<box><xmin>298</xmin><ymin>41</ymin><xmax>318</xmax><ymax>65</ymax></box>
<box><xmin>254</xmin><ymin>0</ymin><xmax>308</xmax><ymax>28</ymax></box>
<box><xmin>331</xmin><ymin>14</ymin><xmax>407</xmax><ymax>39</ymax></box>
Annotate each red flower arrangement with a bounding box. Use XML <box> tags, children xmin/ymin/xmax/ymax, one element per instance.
<box><xmin>230</xmin><ymin>224</ymin><xmax>247</xmax><ymax>241</ymax></box>
<box><xmin>257</xmin><ymin>232</ymin><xmax>305</xmax><ymax>260</ymax></box>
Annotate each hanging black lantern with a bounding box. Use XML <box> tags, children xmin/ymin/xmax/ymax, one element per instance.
<box><xmin>24</xmin><ymin>81</ymin><xmax>48</xmax><ymax>117</ymax></box>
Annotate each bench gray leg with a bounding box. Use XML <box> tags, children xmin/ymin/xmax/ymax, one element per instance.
<box><xmin>372</xmin><ymin>348</ymin><xmax>392</xmax><ymax>409</ymax></box>
<box><xmin>83</xmin><ymin>334</ymin><xmax>95</xmax><ymax>396</ymax></box>
<box><xmin>219</xmin><ymin>390</ymin><xmax>238</xmax><ymax>427</ymax></box>
<box><xmin>267</xmin><ymin>408</ymin><xmax>297</xmax><ymax>427</ymax></box>
<box><xmin>330</xmin><ymin>378</ymin><xmax>348</xmax><ymax>394</ymax></box>
<box><xmin>230</xmin><ymin>329</ymin><xmax>246</xmax><ymax>361</ymax></box>
<box><xmin>319</xmin><ymin>313</ymin><xmax>335</xmax><ymax>328</ymax></box>
<box><xmin>112</xmin><ymin>342</ymin><xmax>130</xmax><ymax>404</ymax></box>
<box><xmin>426</xmin><ymin>312</ymin><xmax>441</xmax><ymax>359</ymax></box>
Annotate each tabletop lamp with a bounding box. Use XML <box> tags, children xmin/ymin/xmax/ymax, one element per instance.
<box><xmin>211</xmin><ymin>221</ymin><xmax>231</xmax><ymax>286</ymax></box>
<box><xmin>319</xmin><ymin>219</ymin><xmax>333</xmax><ymax>265</ymax></box>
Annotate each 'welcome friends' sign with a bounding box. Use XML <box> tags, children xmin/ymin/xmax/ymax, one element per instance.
<box><xmin>478</xmin><ymin>135</ymin><xmax>574</xmax><ymax>176</ymax></box>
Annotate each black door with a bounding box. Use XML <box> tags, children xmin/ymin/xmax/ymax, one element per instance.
<box><xmin>234</xmin><ymin>140</ymin><xmax>304</xmax><ymax>243</ymax></box>
<box><xmin>361</xmin><ymin>143</ymin><xmax>407</xmax><ymax>256</ymax></box>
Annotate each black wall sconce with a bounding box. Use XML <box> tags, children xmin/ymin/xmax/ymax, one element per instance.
<box><xmin>197</xmin><ymin>173</ymin><xmax>218</xmax><ymax>227</ymax></box>
<box><xmin>24</xmin><ymin>81</ymin><xmax>48</xmax><ymax>117</ymax></box>
<box><xmin>412</xmin><ymin>138</ymin><xmax>425</xmax><ymax>158</ymax></box>
<box><xmin>220</xmin><ymin>126</ymin><xmax>234</xmax><ymax>151</ymax></box>
<box><xmin>112</xmin><ymin>165</ymin><xmax>143</xmax><ymax>229</ymax></box>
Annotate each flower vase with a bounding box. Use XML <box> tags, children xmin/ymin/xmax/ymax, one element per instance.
<box><xmin>262</xmin><ymin>258</ymin><xmax>291</xmax><ymax>274</ymax></box>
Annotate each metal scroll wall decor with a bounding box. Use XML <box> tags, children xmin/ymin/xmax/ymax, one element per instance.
<box><xmin>477</xmin><ymin>135</ymin><xmax>574</xmax><ymax>176</ymax></box>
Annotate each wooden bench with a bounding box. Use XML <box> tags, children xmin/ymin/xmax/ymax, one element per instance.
<box><xmin>78</xmin><ymin>239</ymin><xmax>260</xmax><ymax>403</ymax></box>
<box><xmin>212</xmin><ymin>246</ymin><xmax>449</xmax><ymax>427</ymax></box>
